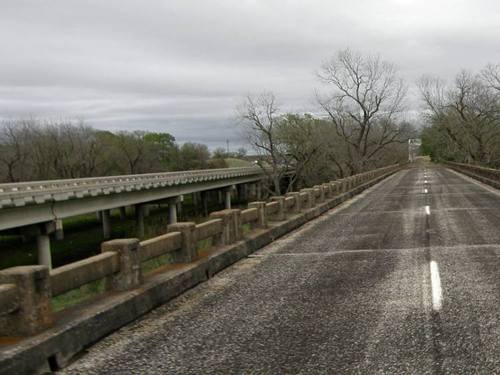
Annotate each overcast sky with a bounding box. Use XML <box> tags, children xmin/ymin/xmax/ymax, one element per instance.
<box><xmin>1</xmin><ymin>0</ymin><xmax>500</xmax><ymax>149</ymax></box>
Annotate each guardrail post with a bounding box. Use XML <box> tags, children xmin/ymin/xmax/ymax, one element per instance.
<box><xmin>167</xmin><ymin>222</ymin><xmax>197</xmax><ymax>262</ymax></box>
<box><xmin>300</xmin><ymin>188</ymin><xmax>315</xmax><ymax>208</ymax></box>
<box><xmin>210</xmin><ymin>209</ymin><xmax>242</xmax><ymax>245</ymax></box>
<box><xmin>322</xmin><ymin>183</ymin><xmax>332</xmax><ymax>199</ymax></box>
<box><xmin>313</xmin><ymin>185</ymin><xmax>324</xmax><ymax>202</ymax></box>
<box><xmin>0</xmin><ymin>265</ymin><xmax>53</xmax><ymax>336</ymax></box>
<box><xmin>270</xmin><ymin>196</ymin><xmax>286</xmax><ymax>220</ymax></box>
<box><xmin>285</xmin><ymin>192</ymin><xmax>301</xmax><ymax>214</ymax></box>
<box><xmin>101</xmin><ymin>239</ymin><xmax>142</xmax><ymax>291</ymax></box>
<box><xmin>248</xmin><ymin>201</ymin><xmax>267</xmax><ymax>228</ymax></box>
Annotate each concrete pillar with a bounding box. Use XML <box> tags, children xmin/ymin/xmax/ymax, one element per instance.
<box><xmin>248</xmin><ymin>201</ymin><xmax>267</xmax><ymax>228</ymax></box>
<box><xmin>270</xmin><ymin>196</ymin><xmax>286</xmax><ymax>221</ymax></box>
<box><xmin>300</xmin><ymin>188</ymin><xmax>315</xmax><ymax>208</ymax></box>
<box><xmin>102</xmin><ymin>209</ymin><xmax>111</xmax><ymax>239</ymax></box>
<box><xmin>119</xmin><ymin>207</ymin><xmax>127</xmax><ymax>221</ymax></box>
<box><xmin>249</xmin><ymin>184</ymin><xmax>257</xmax><ymax>201</ymax></box>
<box><xmin>201</xmin><ymin>191</ymin><xmax>209</xmax><ymax>217</ymax></box>
<box><xmin>167</xmin><ymin>222</ymin><xmax>197</xmax><ymax>262</ymax></box>
<box><xmin>217</xmin><ymin>190</ymin><xmax>223</xmax><ymax>205</ymax></box>
<box><xmin>167</xmin><ymin>197</ymin><xmax>180</xmax><ymax>224</ymax></box>
<box><xmin>135</xmin><ymin>204</ymin><xmax>145</xmax><ymax>238</ymax></box>
<box><xmin>256</xmin><ymin>182</ymin><xmax>263</xmax><ymax>200</ymax></box>
<box><xmin>0</xmin><ymin>265</ymin><xmax>53</xmax><ymax>336</ymax></box>
<box><xmin>168</xmin><ymin>203</ymin><xmax>177</xmax><ymax>224</ymax></box>
<box><xmin>101</xmin><ymin>239</ymin><xmax>142</xmax><ymax>291</ymax></box>
<box><xmin>209</xmin><ymin>209</ymin><xmax>242</xmax><ymax>245</ymax></box>
<box><xmin>54</xmin><ymin>219</ymin><xmax>64</xmax><ymax>240</ymax></box>
<box><xmin>313</xmin><ymin>185</ymin><xmax>324</xmax><ymax>203</ymax></box>
<box><xmin>224</xmin><ymin>187</ymin><xmax>232</xmax><ymax>209</ymax></box>
<box><xmin>285</xmin><ymin>192</ymin><xmax>301</xmax><ymax>214</ymax></box>
<box><xmin>95</xmin><ymin>211</ymin><xmax>102</xmax><ymax>222</ymax></box>
<box><xmin>37</xmin><ymin>233</ymin><xmax>52</xmax><ymax>270</ymax></box>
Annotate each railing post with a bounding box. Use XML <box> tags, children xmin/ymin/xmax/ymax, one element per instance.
<box><xmin>322</xmin><ymin>183</ymin><xmax>332</xmax><ymax>199</ymax></box>
<box><xmin>313</xmin><ymin>185</ymin><xmax>324</xmax><ymax>202</ymax></box>
<box><xmin>248</xmin><ymin>202</ymin><xmax>267</xmax><ymax>228</ymax></box>
<box><xmin>167</xmin><ymin>222</ymin><xmax>197</xmax><ymax>262</ymax></box>
<box><xmin>300</xmin><ymin>188</ymin><xmax>315</xmax><ymax>208</ymax></box>
<box><xmin>0</xmin><ymin>265</ymin><xmax>53</xmax><ymax>336</ymax></box>
<box><xmin>285</xmin><ymin>192</ymin><xmax>301</xmax><ymax>214</ymax></box>
<box><xmin>270</xmin><ymin>196</ymin><xmax>286</xmax><ymax>221</ymax></box>
<box><xmin>101</xmin><ymin>239</ymin><xmax>142</xmax><ymax>291</ymax></box>
<box><xmin>209</xmin><ymin>209</ymin><xmax>242</xmax><ymax>245</ymax></box>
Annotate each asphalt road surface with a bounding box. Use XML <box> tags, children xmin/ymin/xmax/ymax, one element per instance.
<box><xmin>62</xmin><ymin>164</ymin><xmax>499</xmax><ymax>374</ymax></box>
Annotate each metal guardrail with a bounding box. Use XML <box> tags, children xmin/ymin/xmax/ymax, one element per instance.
<box><xmin>0</xmin><ymin>167</ymin><xmax>265</xmax><ymax>209</ymax></box>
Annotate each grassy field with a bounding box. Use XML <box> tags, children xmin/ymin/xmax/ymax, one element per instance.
<box><xmin>225</xmin><ymin>158</ymin><xmax>253</xmax><ymax>167</ymax></box>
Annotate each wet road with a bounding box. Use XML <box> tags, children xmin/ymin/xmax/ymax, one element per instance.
<box><xmin>62</xmin><ymin>164</ymin><xmax>500</xmax><ymax>374</ymax></box>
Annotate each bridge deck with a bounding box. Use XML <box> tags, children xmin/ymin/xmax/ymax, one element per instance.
<box><xmin>61</xmin><ymin>164</ymin><xmax>499</xmax><ymax>374</ymax></box>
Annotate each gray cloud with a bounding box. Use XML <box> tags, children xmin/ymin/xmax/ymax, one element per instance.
<box><xmin>2</xmin><ymin>0</ymin><xmax>500</xmax><ymax>148</ymax></box>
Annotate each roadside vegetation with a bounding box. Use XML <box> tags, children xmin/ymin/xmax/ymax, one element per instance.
<box><xmin>418</xmin><ymin>64</ymin><xmax>500</xmax><ymax>167</ymax></box>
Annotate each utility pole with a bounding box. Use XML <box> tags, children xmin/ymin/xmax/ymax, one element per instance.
<box><xmin>226</xmin><ymin>139</ymin><xmax>230</xmax><ymax>154</ymax></box>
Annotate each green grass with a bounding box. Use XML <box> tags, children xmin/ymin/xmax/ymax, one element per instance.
<box><xmin>52</xmin><ymin>279</ymin><xmax>105</xmax><ymax>312</ymax></box>
<box><xmin>225</xmin><ymin>158</ymin><xmax>253</xmax><ymax>168</ymax></box>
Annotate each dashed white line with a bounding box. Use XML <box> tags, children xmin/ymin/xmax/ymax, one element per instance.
<box><xmin>424</xmin><ymin>188</ymin><xmax>428</xmax><ymax>194</ymax></box>
<box><xmin>430</xmin><ymin>261</ymin><xmax>443</xmax><ymax>311</ymax></box>
<box><xmin>425</xmin><ymin>205</ymin><xmax>431</xmax><ymax>215</ymax></box>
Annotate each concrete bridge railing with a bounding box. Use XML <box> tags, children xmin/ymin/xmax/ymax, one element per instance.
<box><xmin>444</xmin><ymin>161</ymin><xmax>500</xmax><ymax>188</ymax></box>
<box><xmin>0</xmin><ymin>163</ymin><xmax>402</xmax><ymax>374</ymax></box>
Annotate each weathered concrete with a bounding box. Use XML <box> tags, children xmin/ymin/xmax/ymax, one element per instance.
<box><xmin>0</xmin><ymin>168</ymin><xmax>398</xmax><ymax>375</ymax></box>
<box><xmin>101</xmin><ymin>239</ymin><xmax>142</xmax><ymax>291</ymax></box>
<box><xmin>0</xmin><ymin>266</ymin><xmax>53</xmax><ymax>337</ymax></box>
<box><xmin>57</xmin><ymin>164</ymin><xmax>500</xmax><ymax>374</ymax></box>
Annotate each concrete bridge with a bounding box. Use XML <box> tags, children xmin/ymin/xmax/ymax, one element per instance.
<box><xmin>0</xmin><ymin>167</ymin><xmax>269</xmax><ymax>268</ymax></box>
<box><xmin>0</xmin><ymin>162</ymin><xmax>498</xmax><ymax>374</ymax></box>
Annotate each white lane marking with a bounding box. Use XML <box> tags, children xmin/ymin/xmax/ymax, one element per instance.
<box><xmin>430</xmin><ymin>261</ymin><xmax>443</xmax><ymax>311</ymax></box>
<box><xmin>425</xmin><ymin>205</ymin><xmax>431</xmax><ymax>215</ymax></box>
<box><xmin>424</xmin><ymin>179</ymin><xmax>428</xmax><ymax>184</ymax></box>
<box><xmin>424</xmin><ymin>188</ymin><xmax>428</xmax><ymax>194</ymax></box>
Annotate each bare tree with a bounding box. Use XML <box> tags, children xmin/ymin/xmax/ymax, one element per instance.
<box><xmin>238</xmin><ymin>92</ymin><xmax>290</xmax><ymax>194</ymax></box>
<box><xmin>418</xmin><ymin>71</ymin><xmax>500</xmax><ymax>164</ymax></box>
<box><xmin>317</xmin><ymin>49</ymin><xmax>408</xmax><ymax>174</ymax></box>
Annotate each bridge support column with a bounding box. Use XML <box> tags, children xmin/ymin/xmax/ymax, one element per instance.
<box><xmin>256</xmin><ymin>182</ymin><xmax>263</xmax><ymax>200</ymax></box>
<box><xmin>119</xmin><ymin>207</ymin><xmax>127</xmax><ymax>221</ymax></box>
<box><xmin>237</xmin><ymin>184</ymin><xmax>248</xmax><ymax>203</ymax></box>
<box><xmin>54</xmin><ymin>219</ymin><xmax>64</xmax><ymax>240</ymax></box>
<box><xmin>37</xmin><ymin>233</ymin><xmax>52</xmax><ymax>270</ymax></box>
<box><xmin>102</xmin><ymin>209</ymin><xmax>111</xmax><ymax>239</ymax></box>
<box><xmin>201</xmin><ymin>191</ymin><xmax>209</xmax><ymax>217</ymax></box>
<box><xmin>135</xmin><ymin>204</ymin><xmax>145</xmax><ymax>238</ymax></box>
<box><xmin>168</xmin><ymin>197</ymin><xmax>180</xmax><ymax>224</ymax></box>
<box><xmin>224</xmin><ymin>186</ymin><xmax>233</xmax><ymax>209</ymax></box>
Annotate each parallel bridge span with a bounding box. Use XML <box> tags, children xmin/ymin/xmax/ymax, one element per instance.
<box><xmin>0</xmin><ymin>167</ymin><xmax>266</xmax><ymax>231</ymax></box>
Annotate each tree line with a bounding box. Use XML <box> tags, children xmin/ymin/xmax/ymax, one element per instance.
<box><xmin>418</xmin><ymin>64</ymin><xmax>500</xmax><ymax>167</ymax></box>
<box><xmin>0</xmin><ymin>119</ymin><xmax>237</xmax><ymax>182</ymax></box>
